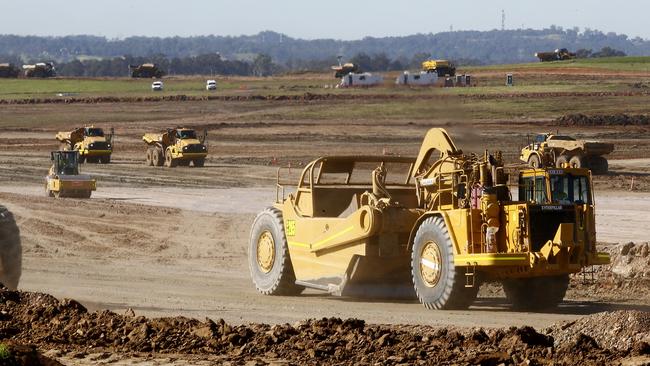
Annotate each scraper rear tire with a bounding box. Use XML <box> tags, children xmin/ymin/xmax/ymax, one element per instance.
<box><xmin>249</xmin><ymin>207</ymin><xmax>303</xmax><ymax>296</ymax></box>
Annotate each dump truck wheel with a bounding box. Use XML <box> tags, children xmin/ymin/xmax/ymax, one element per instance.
<box><xmin>0</xmin><ymin>206</ymin><xmax>22</xmax><ymax>290</ymax></box>
<box><xmin>177</xmin><ymin>160</ymin><xmax>190</xmax><ymax>166</ymax></box>
<box><xmin>145</xmin><ymin>147</ymin><xmax>153</xmax><ymax>166</ymax></box>
<box><xmin>249</xmin><ymin>207</ymin><xmax>303</xmax><ymax>296</ymax></box>
<box><xmin>569</xmin><ymin>155</ymin><xmax>584</xmax><ymax>169</ymax></box>
<box><xmin>164</xmin><ymin>152</ymin><xmax>177</xmax><ymax>167</ymax></box>
<box><xmin>100</xmin><ymin>156</ymin><xmax>111</xmax><ymax>164</ymax></box>
<box><xmin>79</xmin><ymin>155</ymin><xmax>86</xmax><ymax>164</ymax></box>
<box><xmin>152</xmin><ymin>148</ymin><xmax>164</xmax><ymax>166</ymax></box>
<box><xmin>411</xmin><ymin>216</ymin><xmax>478</xmax><ymax>310</ymax></box>
<box><xmin>193</xmin><ymin>158</ymin><xmax>205</xmax><ymax>167</ymax></box>
<box><xmin>502</xmin><ymin>275</ymin><xmax>569</xmax><ymax>311</ymax></box>
<box><xmin>528</xmin><ymin>154</ymin><xmax>541</xmax><ymax>168</ymax></box>
<box><xmin>555</xmin><ymin>155</ymin><xmax>569</xmax><ymax>168</ymax></box>
<box><xmin>590</xmin><ymin>156</ymin><xmax>608</xmax><ymax>175</ymax></box>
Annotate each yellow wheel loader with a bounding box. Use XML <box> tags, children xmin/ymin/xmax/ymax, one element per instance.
<box><xmin>45</xmin><ymin>151</ymin><xmax>96</xmax><ymax>198</ymax></box>
<box><xmin>142</xmin><ymin>128</ymin><xmax>207</xmax><ymax>167</ymax></box>
<box><xmin>0</xmin><ymin>205</ymin><xmax>21</xmax><ymax>290</ymax></box>
<box><xmin>249</xmin><ymin>128</ymin><xmax>610</xmax><ymax>310</ymax></box>
<box><xmin>55</xmin><ymin>126</ymin><xmax>113</xmax><ymax>164</ymax></box>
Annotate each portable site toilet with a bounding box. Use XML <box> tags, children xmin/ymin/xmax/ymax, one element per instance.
<box><xmin>395</xmin><ymin>71</ymin><xmax>438</xmax><ymax>86</ymax></box>
<box><xmin>339</xmin><ymin>72</ymin><xmax>384</xmax><ymax>87</ymax></box>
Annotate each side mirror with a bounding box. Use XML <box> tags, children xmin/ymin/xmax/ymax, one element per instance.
<box><xmin>200</xmin><ymin>129</ymin><xmax>207</xmax><ymax>144</ymax></box>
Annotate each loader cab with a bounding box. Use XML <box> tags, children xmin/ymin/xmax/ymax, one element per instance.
<box><xmin>518</xmin><ymin>168</ymin><xmax>592</xmax><ymax>205</ymax></box>
<box><xmin>51</xmin><ymin>151</ymin><xmax>79</xmax><ymax>176</ymax></box>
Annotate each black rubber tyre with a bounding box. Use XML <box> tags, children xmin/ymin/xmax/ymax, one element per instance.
<box><xmin>411</xmin><ymin>216</ymin><xmax>478</xmax><ymax>310</ymax></box>
<box><xmin>79</xmin><ymin>155</ymin><xmax>86</xmax><ymax>164</ymax></box>
<box><xmin>193</xmin><ymin>158</ymin><xmax>205</xmax><ymax>167</ymax></box>
<box><xmin>555</xmin><ymin>155</ymin><xmax>569</xmax><ymax>168</ymax></box>
<box><xmin>589</xmin><ymin>156</ymin><xmax>609</xmax><ymax>175</ymax></box>
<box><xmin>528</xmin><ymin>154</ymin><xmax>541</xmax><ymax>168</ymax></box>
<box><xmin>569</xmin><ymin>155</ymin><xmax>585</xmax><ymax>169</ymax></box>
<box><xmin>152</xmin><ymin>148</ymin><xmax>164</xmax><ymax>167</ymax></box>
<box><xmin>164</xmin><ymin>150</ymin><xmax>177</xmax><ymax>167</ymax></box>
<box><xmin>0</xmin><ymin>205</ymin><xmax>22</xmax><ymax>290</ymax></box>
<box><xmin>145</xmin><ymin>147</ymin><xmax>153</xmax><ymax>166</ymax></box>
<box><xmin>100</xmin><ymin>155</ymin><xmax>111</xmax><ymax>164</ymax></box>
<box><xmin>502</xmin><ymin>275</ymin><xmax>569</xmax><ymax>311</ymax></box>
<box><xmin>177</xmin><ymin>160</ymin><xmax>190</xmax><ymax>167</ymax></box>
<box><xmin>248</xmin><ymin>207</ymin><xmax>303</xmax><ymax>296</ymax></box>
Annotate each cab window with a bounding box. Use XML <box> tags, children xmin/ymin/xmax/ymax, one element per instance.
<box><xmin>550</xmin><ymin>174</ymin><xmax>591</xmax><ymax>205</ymax></box>
<box><xmin>519</xmin><ymin>176</ymin><xmax>547</xmax><ymax>203</ymax></box>
<box><xmin>177</xmin><ymin>130</ymin><xmax>197</xmax><ymax>139</ymax></box>
<box><xmin>85</xmin><ymin>128</ymin><xmax>104</xmax><ymax>137</ymax></box>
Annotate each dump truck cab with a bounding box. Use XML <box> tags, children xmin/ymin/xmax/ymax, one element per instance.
<box><xmin>249</xmin><ymin>128</ymin><xmax>610</xmax><ymax>311</ymax></box>
<box><xmin>45</xmin><ymin>151</ymin><xmax>96</xmax><ymax>198</ymax></box>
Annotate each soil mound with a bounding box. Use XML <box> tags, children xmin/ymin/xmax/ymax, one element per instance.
<box><xmin>555</xmin><ymin>113</ymin><xmax>650</xmax><ymax>126</ymax></box>
<box><xmin>1</xmin><ymin>287</ymin><xmax>649</xmax><ymax>364</ymax></box>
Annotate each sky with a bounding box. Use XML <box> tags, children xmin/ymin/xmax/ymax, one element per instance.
<box><xmin>1</xmin><ymin>0</ymin><xmax>648</xmax><ymax>40</ymax></box>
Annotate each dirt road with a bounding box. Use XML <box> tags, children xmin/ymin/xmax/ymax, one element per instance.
<box><xmin>1</xmin><ymin>181</ymin><xmax>647</xmax><ymax>331</ymax></box>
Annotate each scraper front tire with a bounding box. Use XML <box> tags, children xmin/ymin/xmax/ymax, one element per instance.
<box><xmin>248</xmin><ymin>207</ymin><xmax>303</xmax><ymax>296</ymax></box>
<box><xmin>411</xmin><ymin>216</ymin><xmax>478</xmax><ymax>310</ymax></box>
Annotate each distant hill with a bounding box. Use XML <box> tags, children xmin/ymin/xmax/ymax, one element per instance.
<box><xmin>1</xmin><ymin>27</ymin><xmax>649</xmax><ymax>67</ymax></box>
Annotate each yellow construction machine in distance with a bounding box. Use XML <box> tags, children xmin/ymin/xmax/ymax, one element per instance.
<box><xmin>45</xmin><ymin>151</ymin><xmax>96</xmax><ymax>198</ymax></box>
<box><xmin>248</xmin><ymin>128</ymin><xmax>609</xmax><ymax>310</ymax></box>
<box><xmin>142</xmin><ymin>127</ymin><xmax>208</xmax><ymax>167</ymax></box>
<box><xmin>55</xmin><ymin>126</ymin><xmax>113</xmax><ymax>164</ymax></box>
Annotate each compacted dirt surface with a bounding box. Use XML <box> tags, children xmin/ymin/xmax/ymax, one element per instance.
<box><xmin>0</xmin><ymin>71</ymin><xmax>649</xmax><ymax>364</ymax></box>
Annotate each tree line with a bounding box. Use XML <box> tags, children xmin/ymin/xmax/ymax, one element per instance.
<box><xmin>0</xmin><ymin>44</ymin><xmax>628</xmax><ymax>77</ymax></box>
<box><xmin>0</xmin><ymin>26</ymin><xmax>647</xmax><ymax>66</ymax></box>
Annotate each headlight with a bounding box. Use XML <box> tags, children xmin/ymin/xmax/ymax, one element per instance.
<box><xmin>107</xmin><ymin>144</ymin><xmax>111</xmax><ymax>148</ymax></box>
<box><xmin>201</xmin><ymin>146</ymin><xmax>206</xmax><ymax>150</ymax></box>
<box><xmin>89</xmin><ymin>143</ymin><xmax>94</xmax><ymax>147</ymax></box>
<box><xmin>183</xmin><ymin>146</ymin><xmax>188</xmax><ymax>151</ymax></box>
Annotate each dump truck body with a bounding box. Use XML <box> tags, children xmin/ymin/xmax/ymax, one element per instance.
<box><xmin>535</xmin><ymin>48</ymin><xmax>576</xmax><ymax>62</ymax></box>
<box><xmin>422</xmin><ymin>60</ymin><xmax>456</xmax><ymax>77</ymax></box>
<box><xmin>55</xmin><ymin>127</ymin><xmax>113</xmax><ymax>163</ymax></box>
<box><xmin>143</xmin><ymin>128</ymin><xmax>207</xmax><ymax>167</ymax></box>
<box><xmin>0</xmin><ymin>63</ymin><xmax>20</xmax><ymax>78</ymax></box>
<box><xmin>249</xmin><ymin>128</ymin><xmax>609</xmax><ymax>310</ymax></box>
<box><xmin>520</xmin><ymin>133</ymin><xmax>614</xmax><ymax>174</ymax></box>
<box><xmin>130</xmin><ymin>63</ymin><xmax>165</xmax><ymax>78</ymax></box>
<box><xmin>23</xmin><ymin>62</ymin><xmax>55</xmax><ymax>77</ymax></box>
<box><xmin>331</xmin><ymin>63</ymin><xmax>360</xmax><ymax>78</ymax></box>
<box><xmin>45</xmin><ymin>151</ymin><xmax>96</xmax><ymax>198</ymax></box>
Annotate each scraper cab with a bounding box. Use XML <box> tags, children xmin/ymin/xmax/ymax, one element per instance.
<box><xmin>248</xmin><ymin>128</ymin><xmax>610</xmax><ymax>311</ymax></box>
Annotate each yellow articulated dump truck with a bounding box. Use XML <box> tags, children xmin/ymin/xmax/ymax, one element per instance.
<box><xmin>422</xmin><ymin>60</ymin><xmax>456</xmax><ymax>77</ymax></box>
<box><xmin>55</xmin><ymin>126</ymin><xmax>113</xmax><ymax>164</ymax></box>
<box><xmin>45</xmin><ymin>151</ymin><xmax>96</xmax><ymax>198</ymax></box>
<box><xmin>520</xmin><ymin>133</ymin><xmax>614</xmax><ymax>174</ymax></box>
<box><xmin>249</xmin><ymin>128</ymin><xmax>610</xmax><ymax>310</ymax></box>
<box><xmin>142</xmin><ymin>128</ymin><xmax>207</xmax><ymax>167</ymax></box>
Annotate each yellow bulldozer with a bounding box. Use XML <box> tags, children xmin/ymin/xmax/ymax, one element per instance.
<box><xmin>56</xmin><ymin>126</ymin><xmax>113</xmax><ymax>164</ymax></box>
<box><xmin>249</xmin><ymin>128</ymin><xmax>610</xmax><ymax>310</ymax></box>
<box><xmin>142</xmin><ymin>127</ymin><xmax>207</xmax><ymax>167</ymax></box>
<box><xmin>45</xmin><ymin>151</ymin><xmax>96</xmax><ymax>198</ymax></box>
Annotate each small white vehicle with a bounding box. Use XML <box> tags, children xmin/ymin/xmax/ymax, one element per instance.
<box><xmin>206</xmin><ymin>80</ymin><xmax>217</xmax><ymax>91</ymax></box>
<box><xmin>151</xmin><ymin>81</ymin><xmax>164</xmax><ymax>91</ymax></box>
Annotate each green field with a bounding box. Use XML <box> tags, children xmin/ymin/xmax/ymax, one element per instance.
<box><xmin>0</xmin><ymin>57</ymin><xmax>649</xmax><ymax>100</ymax></box>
